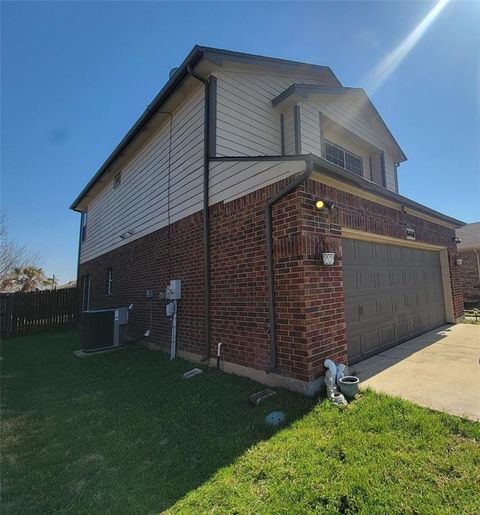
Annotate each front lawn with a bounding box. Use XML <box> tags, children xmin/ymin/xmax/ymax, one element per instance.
<box><xmin>1</xmin><ymin>331</ymin><xmax>479</xmax><ymax>514</ymax></box>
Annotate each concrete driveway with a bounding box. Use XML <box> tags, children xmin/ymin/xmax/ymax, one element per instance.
<box><xmin>350</xmin><ymin>324</ymin><xmax>480</xmax><ymax>421</ymax></box>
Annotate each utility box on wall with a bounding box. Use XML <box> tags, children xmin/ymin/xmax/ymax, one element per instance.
<box><xmin>166</xmin><ymin>279</ymin><xmax>181</xmax><ymax>300</ymax></box>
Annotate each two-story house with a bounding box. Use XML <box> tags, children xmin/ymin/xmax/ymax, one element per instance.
<box><xmin>71</xmin><ymin>46</ymin><xmax>464</xmax><ymax>395</ymax></box>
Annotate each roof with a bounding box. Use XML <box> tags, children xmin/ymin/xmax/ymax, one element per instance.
<box><xmin>70</xmin><ymin>46</ymin><xmax>340</xmax><ymax>210</ymax></box>
<box><xmin>309</xmin><ymin>154</ymin><xmax>464</xmax><ymax>228</ymax></box>
<box><xmin>272</xmin><ymin>84</ymin><xmax>407</xmax><ymax>162</ymax></box>
<box><xmin>456</xmin><ymin>222</ymin><xmax>480</xmax><ymax>250</ymax></box>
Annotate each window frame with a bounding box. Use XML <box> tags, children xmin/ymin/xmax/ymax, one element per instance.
<box><xmin>106</xmin><ymin>268</ymin><xmax>113</xmax><ymax>295</ymax></box>
<box><xmin>81</xmin><ymin>210</ymin><xmax>88</xmax><ymax>242</ymax></box>
<box><xmin>82</xmin><ymin>274</ymin><xmax>91</xmax><ymax>311</ymax></box>
<box><xmin>324</xmin><ymin>139</ymin><xmax>364</xmax><ymax>177</ymax></box>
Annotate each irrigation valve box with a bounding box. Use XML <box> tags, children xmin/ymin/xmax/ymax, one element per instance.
<box><xmin>165</xmin><ymin>279</ymin><xmax>181</xmax><ymax>300</ymax></box>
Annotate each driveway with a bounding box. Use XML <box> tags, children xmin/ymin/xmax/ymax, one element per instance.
<box><xmin>350</xmin><ymin>324</ymin><xmax>480</xmax><ymax>421</ymax></box>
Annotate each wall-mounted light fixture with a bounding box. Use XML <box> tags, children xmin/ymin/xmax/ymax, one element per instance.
<box><xmin>452</xmin><ymin>236</ymin><xmax>462</xmax><ymax>244</ymax></box>
<box><xmin>315</xmin><ymin>199</ymin><xmax>336</xmax><ymax>210</ymax></box>
<box><xmin>456</xmin><ymin>258</ymin><xmax>463</xmax><ymax>266</ymax></box>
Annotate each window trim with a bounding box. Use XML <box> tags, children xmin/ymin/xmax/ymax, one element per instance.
<box><xmin>324</xmin><ymin>139</ymin><xmax>363</xmax><ymax>177</ymax></box>
<box><xmin>81</xmin><ymin>210</ymin><xmax>88</xmax><ymax>242</ymax></box>
<box><xmin>82</xmin><ymin>274</ymin><xmax>91</xmax><ymax>311</ymax></box>
<box><xmin>106</xmin><ymin>268</ymin><xmax>113</xmax><ymax>295</ymax></box>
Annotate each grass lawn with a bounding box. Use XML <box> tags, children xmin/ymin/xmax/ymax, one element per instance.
<box><xmin>2</xmin><ymin>331</ymin><xmax>479</xmax><ymax>514</ymax></box>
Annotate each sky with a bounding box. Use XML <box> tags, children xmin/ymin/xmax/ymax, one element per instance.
<box><xmin>1</xmin><ymin>0</ymin><xmax>479</xmax><ymax>283</ymax></box>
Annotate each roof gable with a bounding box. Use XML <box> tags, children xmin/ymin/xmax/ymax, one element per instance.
<box><xmin>272</xmin><ymin>84</ymin><xmax>406</xmax><ymax>162</ymax></box>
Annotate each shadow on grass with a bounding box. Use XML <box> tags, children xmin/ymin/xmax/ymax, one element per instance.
<box><xmin>1</xmin><ymin>330</ymin><xmax>315</xmax><ymax>514</ymax></box>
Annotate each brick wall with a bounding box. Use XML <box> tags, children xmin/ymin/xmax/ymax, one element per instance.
<box><xmin>79</xmin><ymin>174</ymin><xmax>463</xmax><ymax>388</ymax></box>
<box><xmin>79</xmin><ymin>212</ymin><xmax>206</xmax><ymax>356</ymax></box>
<box><xmin>458</xmin><ymin>249</ymin><xmax>480</xmax><ymax>301</ymax></box>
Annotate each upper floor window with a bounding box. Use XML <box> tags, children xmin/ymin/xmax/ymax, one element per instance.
<box><xmin>81</xmin><ymin>210</ymin><xmax>88</xmax><ymax>241</ymax></box>
<box><xmin>113</xmin><ymin>172</ymin><xmax>122</xmax><ymax>189</ymax></box>
<box><xmin>325</xmin><ymin>140</ymin><xmax>363</xmax><ymax>176</ymax></box>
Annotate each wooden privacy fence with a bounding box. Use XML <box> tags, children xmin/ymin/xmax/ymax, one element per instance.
<box><xmin>0</xmin><ymin>287</ymin><xmax>79</xmax><ymax>338</ymax></box>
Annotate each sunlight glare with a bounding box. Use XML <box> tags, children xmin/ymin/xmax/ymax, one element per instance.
<box><xmin>365</xmin><ymin>0</ymin><xmax>451</xmax><ymax>95</ymax></box>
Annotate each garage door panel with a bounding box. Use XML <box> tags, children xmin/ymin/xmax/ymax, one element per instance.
<box><xmin>375</xmin><ymin>270</ymin><xmax>390</xmax><ymax>289</ymax></box>
<box><xmin>390</xmin><ymin>269</ymin><xmax>404</xmax><ymax>288</ymax></box>
<box><xmin>343</xmin><ymin>238</ymin><xmax>446</xmax><ymax>364</ymax></box>
<box><xmin>360</xmin><ymin>299</ymin><xmax>378</xmax><ymax>322</ymax></box>
<box><xmin>358</xmin><ymin>270</ymin><xmax>375</xmax><ymax>291</ymax></box>
<box><xmin>404</xmin><ymin>269</ymin><xmax>416</xmax><ymax>287</ymax></box>
<box><xmin>373</xmin><ymin>243</ymin><xmax>389</xmax><ymax>263</ymax></box>
<box><xmin>381</xmin><ymin>325</ymin><xmax>395</xmax><ymax>345</ymax></box>
<box><xmin>393</xmin><ymin>294</ymin><xmax>406</xmax><ymax>312</ymax></box>
<box><xmin>401</xmin><ymin>247</ymin><xmax>414</xmax><ymax>265</ymax></box>
<box><xmin>355</xmin><ymin>240</ymin><xmax>374</xmax><ymax>264</ymax></box>
<box><xmin>388</xmin><ymin>245</ymin><xmax>402</xmax><ymax>265</ymax></box>
<box><xmin>378</xmin><ymin>297</ymin><xmax>393</xmax><ymax>316</ymax></box>
<box><xmin>405</xmin><ymin>293</ymin><xmax>417</xmax><ymax>310</ymax></box>
<box><xmin>362</xmin><ymin>329</ymin><xmax>380</xmax><ymax>354</ymax></box>
<box><xmin>412</xmin><ymin>249</ymin><xmax>424</xmax><ymax>265</ymax></box>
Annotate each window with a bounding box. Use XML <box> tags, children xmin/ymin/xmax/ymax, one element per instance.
<box><xmin>113</xmin><ymin>172</ymin><xmax>121</xmax><ymax>189</ymax></box>
<box><xmin>106</xmin><ymin>268</ymin><xmax>113</xmax><ymax>295</ymax></box>
<box><xmin>325</xmin><ymin>140</ymin><xmax>363</xmax><ymax>176</ymax></box>
<box><xmin>82</xmin><ymin>274</ymin><xmax>90</xmax><ymax>311</ymax></box>
<box><xmin>81</xmin><ymin>211</ymin><xmax>88</xmax><ymax>241</ymax></box>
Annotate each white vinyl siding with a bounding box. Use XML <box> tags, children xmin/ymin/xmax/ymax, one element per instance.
<box><xmin>298</xmin><ymin>104</ymin><xmax>322</xmax><ymax>156</ymax></box>
<box><xmin>215</xmin><ymin>70</ymin><xmax>325</xmax><ymax>157</ymax></box>
<box><xmin>209</xmin><ymin>159</ymin><xmax>306</xmax><ymax>205</ymax></box>
<box><xmin>79</xmin><ymin>85</ymin><xmax>205</xmax><ymax>263</ymax></box>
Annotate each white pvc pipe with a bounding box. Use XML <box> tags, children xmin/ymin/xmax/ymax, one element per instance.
<box><xmin>170</xmin><ymin>300</ymin><xmax>177</xmax><ymax>360</ymax></box>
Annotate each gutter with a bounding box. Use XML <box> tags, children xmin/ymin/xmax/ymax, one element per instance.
<box><xmin>265</xmin><ymin>156</ymin><xmax>314</xmax><ymax>373</ymax></box>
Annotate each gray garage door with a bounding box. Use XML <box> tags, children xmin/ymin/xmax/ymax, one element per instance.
<box><xmin>343</xmin><ymin>238</ymin><xmax>446</xmax><ymax>364</ymax></box>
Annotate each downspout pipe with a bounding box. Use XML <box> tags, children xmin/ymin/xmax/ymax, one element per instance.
<box><xmin>187</xmin><ymin>65</ymin><xmax>212</xmax><ymax>362</ymax></box>
<box><xmin>265</xmin><ymin>156</ymin><xmax>313</xmax><ymax>373</ymax></box>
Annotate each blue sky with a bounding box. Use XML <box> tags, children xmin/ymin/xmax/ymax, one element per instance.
<box><xmin>2</xmin><ymin>1</ymin><xmax>479</xmax><ymax>283</ymax></box>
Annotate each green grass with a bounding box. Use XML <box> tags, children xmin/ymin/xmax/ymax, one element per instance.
<box><xmin>2</xmin><ymin>332</ymin><xmax>480</xmax><ymax>514</ymax></box>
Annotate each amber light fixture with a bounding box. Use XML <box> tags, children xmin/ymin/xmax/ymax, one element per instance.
<box><xmin>315</xmin><ymin>199</ymin><xmax>336</xmax><ymax>210</ymax></box>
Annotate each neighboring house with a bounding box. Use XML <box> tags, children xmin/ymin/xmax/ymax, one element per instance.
<box><xmin>71</xmin><ymin>46</ymin><xmax>464</xmax><ymax>395</ymax></box>
<box><xmin>456</xmin><ymin>222</ymin><xmax>480</xmax><ymax>303</ymax></box>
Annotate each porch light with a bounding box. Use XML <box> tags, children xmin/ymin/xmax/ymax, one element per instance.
<box><xmin>315</xmin><ymin>199</ymin><xmax>336</xmax><ymax>210</ymax></box>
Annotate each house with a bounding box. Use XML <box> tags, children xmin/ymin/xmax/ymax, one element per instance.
<box><xmin>71</xmin><ymin>46</ymin><xmax>464</xmax><ymax>395</ymax></box>
<box><xmin>456</xmin><ymin>222</ymin><xmax>480</xmax><ymax>304</ymax></box>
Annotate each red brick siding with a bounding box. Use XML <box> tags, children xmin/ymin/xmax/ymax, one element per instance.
<box><xmin>458</xmin><ymin>249</ymin><xmax>480</xmax><ymax>301</ymax></box>
<box><xmin>79</xmin><ymin>212</ymin><xmax>206</xmax><ymax>356</ymax></box>
<box><xmin>79</xmin><ymin>175</ymin><xmax>463</xmax><ymax>386</ymax></box>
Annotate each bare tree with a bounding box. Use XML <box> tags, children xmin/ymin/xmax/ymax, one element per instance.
<box><xmin>0</xmin><ymin>214</ymin><xmax>41</xmax><ymax>292</ymax></box>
